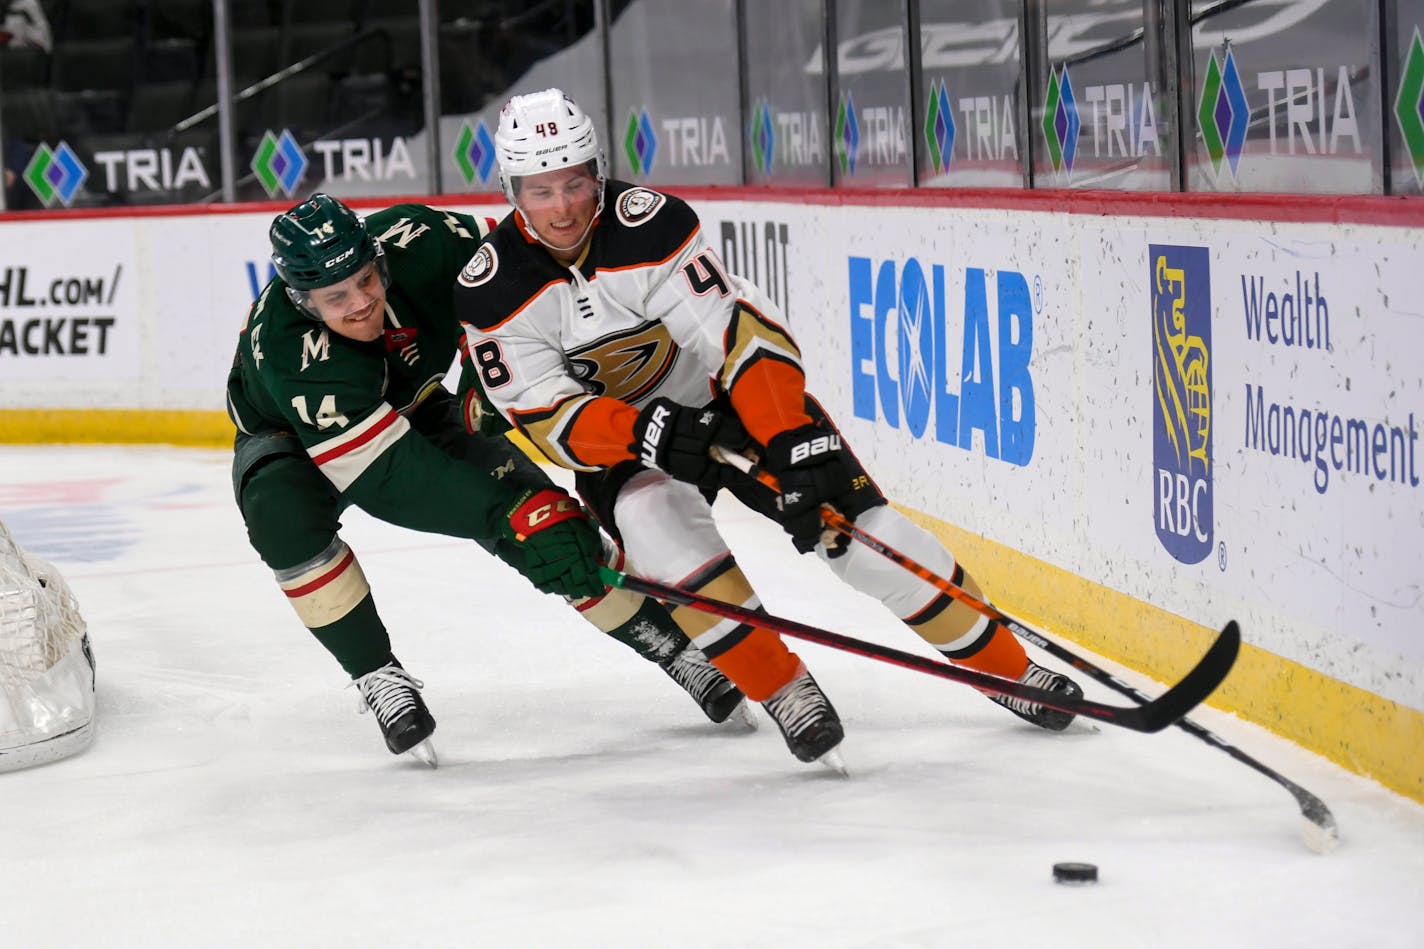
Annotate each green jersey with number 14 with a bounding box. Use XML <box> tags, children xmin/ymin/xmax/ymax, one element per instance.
<box><xmin>225</xmin><ymin>202</ymin><xmax>518</xmax><ymax>541</ymax></box>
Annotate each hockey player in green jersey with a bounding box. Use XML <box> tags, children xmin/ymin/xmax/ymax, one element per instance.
<box><xmin>226</xmin><ymin>193</ymin><xmax>749</xmax><ymax>767</ymax></box>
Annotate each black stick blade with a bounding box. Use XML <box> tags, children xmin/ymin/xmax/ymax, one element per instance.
<box><xmin>1120</xmin><ymin>621</ymin><xmax>1241</xmax><ymax>733</ymax></box>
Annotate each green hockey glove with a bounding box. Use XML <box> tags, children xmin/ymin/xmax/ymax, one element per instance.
<box><xmin>502</xmin><ymin>488</ymin><xmax>606</xmax><ymax>599</ymax></box>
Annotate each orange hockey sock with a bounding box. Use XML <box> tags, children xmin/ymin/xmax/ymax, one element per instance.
<box><xmin>705</xmin><ymin>626</ymin><xmax>803</xmax><ymax>702</ymax></box>
<box><xmin>948</xmin><ymin>621</ymin><xmax>1030</xmax><ymax>681</ymax></box>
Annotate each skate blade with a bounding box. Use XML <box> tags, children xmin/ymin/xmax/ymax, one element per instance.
<box><xmin>815</xmin><ymin>748</ymin><xmax>848</xmax><ymax>777</ymax></box>
<box><xmin>406</xmin><ymin>739</ymin><xmax>439</xmax><ymax>769</ymax></box>
<box><xmin>719</xmin><ymin>699</ymin><xmax>759</xmax><ymax>732</ymax></box>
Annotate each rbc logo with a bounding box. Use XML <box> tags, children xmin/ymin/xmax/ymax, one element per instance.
<box><xmin>1150</xmin><ymin>244</ymin><xmax>1213</xmax><ymax>563</ymax></box>
<box><xmin>849</xmin><ymin>256</ymin><xmax>1035</xmax><ymax>465</ymax></box>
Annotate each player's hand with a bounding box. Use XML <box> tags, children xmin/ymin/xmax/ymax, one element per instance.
<box><xmin>763</xmin><ymin>424</ymin><xmax>854</xmax><ymax>554</ymax></box>
<box><xmin>502</xmin><ymin>489</ymin><xmax>606</xmax><ymax>599</ymax></box>
<box><xmin>631</xmin><ymin>396</ymin><xmax>748</xmax><ymax>490</ymax></box>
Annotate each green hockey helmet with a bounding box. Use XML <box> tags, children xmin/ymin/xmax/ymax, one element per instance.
<box><xmin>269</xmin><ymin>193</ymin><xmax>387</xmax><ymax>296</ymax></box>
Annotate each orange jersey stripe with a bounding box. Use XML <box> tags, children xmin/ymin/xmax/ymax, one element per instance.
<box><xmin>564</xmin><ymin>395</ymin><xmax>642</xmax><ymax>468</ymax></box>
<box><xmin>729</xmin><ymin>359</ymin><xmax>814</xmax><ymax>446</ymax></box>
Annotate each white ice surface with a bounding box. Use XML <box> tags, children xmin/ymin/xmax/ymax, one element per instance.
<box><xmin>2</xmin><ymin>445</ymin><xmax>1422</xmax><ymax>949</ymax></box>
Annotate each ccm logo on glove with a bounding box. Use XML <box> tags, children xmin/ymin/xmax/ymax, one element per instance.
<box><xmin>637</xmin><ymin>403</ymin><xmax>672</xmax><ymax>469</ymax></box>
<box><xmin>509</xmin><ymin>490</ymin><xmax>582</xmax><ymax>540</ymax></box>
<box><xmin>788</xmin><ymin>434</ymin><xmax>841</xmax><ymax>466</ymax></box>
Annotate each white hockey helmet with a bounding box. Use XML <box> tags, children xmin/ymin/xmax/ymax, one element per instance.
<box><xmin>495</xmin><ymin>88</ymin><xmax>607</xmax><ymax>207</ymax></box>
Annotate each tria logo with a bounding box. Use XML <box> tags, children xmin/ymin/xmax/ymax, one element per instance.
<box><xmin>251</xmin><ymin>130</ymin><xmax>308</xmax><ymax>198</ymax></box>
<box><xmin>750</xmin><ymin>98</ymin><xmax>825</xmax><ymax>177</ymax></box>
<box><xmin>834</xmin><ymin>91</ymin><xmax>860</xmax><ymax>177</ymax></box>
<box><xmin>624</xmin><ymin>107</ymin><xmax>730</xmax><ymax>173</ymax></box>
<box><xmin>453</xmin><ymin>118</ymin><xmax>498</xmax><ymax>186</ymax></box>
<box><xmin>923</xmin><ymin>79</ymin><xmax>955</xmax><ymax>176</ymax></box>
<box><xmin>93</xmin><ymin>146</ymin><xmax>211</xmax><ymax>193</ymax></box>
<box><xmin>22</xmin><ymin>142</ymin><xmax>88</xmax><ymax>207</ymax></box>
<box><xmin>1394</xmin><ymin>27</ymin><xmax>1424</xmax><ymax>186</ymax></box>
<box><xmin>1041</xmin><ymin>66</ymin><xmax>1081</xmax><ymax>178</ymax></box>
<box><xmin>1197</xmin><ymin>47</ymin><xmax>1250</xmax><ymax>180</ymax></box>
<box><xmin>751</xmin><ymin>98</ymin><xmax>777</xmax><ymax>176</ymax></box>
<box><xmin>624</xmin><ymin>108</ymin><xmax>658</xmax><ymax>176</ymax></box>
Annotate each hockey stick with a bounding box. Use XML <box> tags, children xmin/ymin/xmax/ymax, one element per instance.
<box><xmin>711</xmin><ymin>447</ymin><xmax>1338</xmax><ymax>852</ymax></box>
<box><xmin>598</xmin><ymin>566</ymin><xmax>1238</xmax><ymax>734</ymax></box>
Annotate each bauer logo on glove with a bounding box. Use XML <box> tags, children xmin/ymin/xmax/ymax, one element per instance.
<box><xmin>631</xmin><ymin>397</ymin><xmax>748</xmax><ymax>490</ymax></box>
<box><xmin>788</xmin><ymin>434</ymin><xmax>841</xmax><ymax>466</ymax></box>
<box><xmin>637</xmin><ymin>402</ymin><xmax>673</xmax><ymax>470</ymax></box>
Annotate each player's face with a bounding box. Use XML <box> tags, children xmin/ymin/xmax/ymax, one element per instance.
<box><xmin>514</xmin><ymin>166</ymin><xmax>600</xmax><ymax>261</ymax></box>
<box><xmin>308</xmin><ymin>261</ymin><xmax>387</xmax><ymax>342</ymax></box>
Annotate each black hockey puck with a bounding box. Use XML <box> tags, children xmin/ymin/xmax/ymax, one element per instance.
<box><xmin>1052</xmin><ymin>862</ymin><xmax>1098</xmax><ymax>885</ymax></box>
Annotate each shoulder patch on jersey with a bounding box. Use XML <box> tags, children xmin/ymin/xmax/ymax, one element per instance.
<box><xmin>615</xmin><ymin>188</ymin><xmax>667</xmax><ymax>227</ymax></box>
<box><xmin>458</xmin><ymin>243</ymin><xmax>499</xmax><ymax>288</ymax></box>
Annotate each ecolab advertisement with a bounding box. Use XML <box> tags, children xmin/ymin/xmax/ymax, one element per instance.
<box><xmin>0</xmin><ymin>198</ymin><xmax>1420</xmax><ymax>721</ymax></box>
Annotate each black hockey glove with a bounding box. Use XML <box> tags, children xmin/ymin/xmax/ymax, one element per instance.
<box><xmin>501</xmin><ymin>488</ymin><xmax>606</xmax><ymax>599</ymax></box>
<box><xmin>630</xmin><ymin>396</ymin><xmax>749</xmax><ymax>490</ymax></box>
<box><xmin>763</xmin><ymin>424</ymin><xmax>854</xmax><ymax>554</ymax></box>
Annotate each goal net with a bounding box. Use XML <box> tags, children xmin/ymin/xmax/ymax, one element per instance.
<box><xmin>0</xmin><ymin>519</ymin><xmax>96</xmax><ymax>773</ymax></box>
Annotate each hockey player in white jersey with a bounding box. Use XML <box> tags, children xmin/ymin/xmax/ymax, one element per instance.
<box><xmin>454</xmin><ymin>88</ymin><xmax>1083</xmax><ymax>767</ymax></box>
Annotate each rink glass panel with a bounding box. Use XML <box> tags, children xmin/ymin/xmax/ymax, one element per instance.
<box><xmin>830</xmin><ymin>0</ymin><xmax>912</xmax><ymax>188</ymax></box>
<box><xmin>436</xmin><ymin>1</ymin><xmax>602</xmax><ymax>197</ymax></box>
<box><xmin>1386</xmin><ymin>0</ymin><xmax>1424</xmax><ymax>196</ymax></box>
<box><xmin>916</xmin><ymin>0</ymin><xmax>1026</xmax><ymax>189</ymax></box>
<box><xmin>742</xmin><ymin>0</ymin><xmax>829</xmax><ymax>188</ymax></box>
<box><xmin>225</xmin><ymin>13</ymin><xmax>435</xmax><ymax>204</ymax></box>
<box><xmin>606</xmin><ymin>0</ymin><xmax>743</xmax><ymax>186</ymax></box>
<box><xmin>1033</xmin><ymin>0</ymin><xmax>1170</xmax><ymax>191</ymax></box>
<box><xmin>1185</xmin><ymin>0</ymin><xmax>1382</xmax><ymax>195</ymax></box>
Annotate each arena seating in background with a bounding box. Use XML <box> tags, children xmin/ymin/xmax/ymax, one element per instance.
<box><xmin>5</xmin><ymin>0</ymin><xmax>561</xmax><ymax>205</ymax></box>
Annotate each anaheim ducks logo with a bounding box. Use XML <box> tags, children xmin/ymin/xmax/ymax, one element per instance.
<box><xmin>615</xmin><ymin>188</ymin><xmax>666</xmax><ymax>227</ymax></box>
<box><xmin>567</xmin><ymin>322</ymin><xmax>680</xmax><ymax>402</ymax></box>
<box><xmin>458</xmin><ymin>244</ymin><xmax>498</xmax><ymax>287</ymax></box>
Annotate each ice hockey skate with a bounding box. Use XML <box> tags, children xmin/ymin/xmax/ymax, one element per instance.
<box><xmin>762</xmin><ymin>665</ymin><xmax>846</xmax><ymax>774</ymax></box>
<box><xmin>988</xmin><ymin>659</ymin><xmax>1084</xmax><ymax>732</ymax></box>
<box><xmin>353</xmin><ymin>660</ymin><xmax>438</xmax><ymax>767</ymax></box>
<box><xmin>659</xmin><ymin>642</ymin><xmax>757</xmax><ymax>729</ymax></box>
